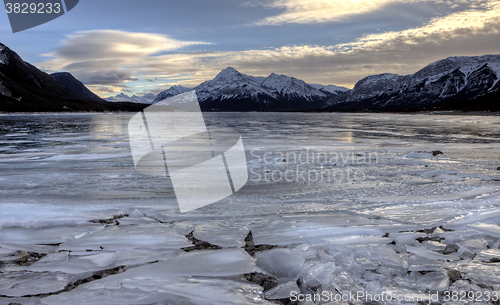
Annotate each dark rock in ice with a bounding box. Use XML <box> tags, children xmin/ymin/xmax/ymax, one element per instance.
<box><xmin>446</xmin><ymin>269</ymin><xmax>461</xmax><ymax>280</ymax></box>
<box><xmin>417</xmin><ymin>228</ymin><xmax>435</xmax><ymax>234</ymax></box>
<box><xmin>89</xmin><ymin>214</ymin><xmax>129</xmax><ymax>225</ymax></box>
<box><xmin>244</xmin><ymin>272</ymin><xmax>279</xmax><ymax>291</ymax></box>
<box><xmin>432</xmin><ymin>150</ymin><xmax>443</xmax><ymax>156</ymax></box>
<box><xmin>243</xmin><ymin>231</ymin><xmax>278</xmax><ymax>257</ymax></box>
<box><xmin>417</xmin><ymin>226</ymin><xmax>452</xmax><ymax>234</ymax></box>
<box><xmin>182</xmin><ymin>231</ymin><xmax>222</xmax><ymax>252</ymax></box>
<box><xmin>497</xmin><ymin>167</ymin><xmax>500</xmax><ymax>170</ymax></box>
<box><xmin>6</xmin><ymin>251</ymin><xmax>47</xmax><ymax>267</ymax></box>
<box><xmin>440</xmin><ymin>245</ymin><xmax>459</xmax><ymax>255</ymax></box>
<box><xmin>488</xmin><ymin>258</ymin><xmax>500</xmax><ymax>263</ymax></box>
<box><xmin>416</xmin><ymin>226</ymin><xmax>452</xmax><ymax>243</ymax></box>
<box><xmin>245</xmin><ymin>231</ymin><xmax>255</xmax><ymax>249</ymax></box>
<box><xmin>16</xmin><ymin>251</ymin><xmax>29</xmax><ymax>263</ymax></box>
<box><xmin>416</xmin><ymin>235</ymin><xmax>444</xmax><ymax>243</ymax></box>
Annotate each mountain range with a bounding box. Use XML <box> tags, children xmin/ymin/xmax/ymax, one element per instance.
<box><xmin>153</xmin><ymin>67</ymin><xmax>349</xmax><ymax>111</ymax></box>
<box><xmin>323</xmin><ymin>55</ymin><xmax>500</xmax><ymax>111</ymax></box>
<box><xmin>1</xmin><ymin>40</ymin><xmax>499</xmax><ymax>112</ymax></box>
<box><xmin>153</xmin><ymin>56</ymin><xmax>500</xmax><ymax>112</ymax></box>
<box><xmin>104</xmin><ymin>93</ymin><xmax>156</xmax><ymax>104</ymax></box>
<box><xmin>0</xmin><ymin>43</ymin><xmax>147</xmax><ymax>112</ymax></box>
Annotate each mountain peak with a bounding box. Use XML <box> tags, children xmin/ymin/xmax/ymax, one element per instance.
<box><xmin>51</xmin><ymin>71</ymin><xmax>103</xmax><ymax>101</ymax></box>
<box><xmin>260</xmin><ymin>72</ymin><xmax>326</xmax><ymax>99</ymax></box>
<box><xmin>105</xmin><ymin>92</ymin><xmax>156</xmax><ymax>104</ymax></box>
<box><xmin>214</xmin><ymin>67</ymin><xmax>244</xmax><ymax>80</ymax></box>
<box><xmin>151</xmin><ymin>85</ymin><xmax>193</xmax><ymax>104</ymax></box>
<box><xmin>221</xmin><ymin>66</ymin><xmax>238</xmax><ymax>72</ymax></box>
<box><xmin>52</xmin><ymin>72</ymin><xmax>72</xmax><ymax>77</ymax></box>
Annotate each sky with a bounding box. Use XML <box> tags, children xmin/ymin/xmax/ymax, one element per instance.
<box><xmin>1</xmin><ymin>0</ymin><xmax>500</xmax><ymax>97</ymax></box>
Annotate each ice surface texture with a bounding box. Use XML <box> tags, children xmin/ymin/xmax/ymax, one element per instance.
<box><xmin>1</xmin><ymin>113</ymin><xmax>500</xmax><ymax>304</ymax></box>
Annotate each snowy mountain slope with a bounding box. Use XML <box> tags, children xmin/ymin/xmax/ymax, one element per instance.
<box><xmin>105</xmin><ymin>93</ymin><xmax>156</xmax><ymax>104</ymax></box>
<box><xmin>260</xmin><ymin>73</ymin><xmax>327</xmax><ymax>101</ymax></box>
<box><xmin>154</xmin><ymin>67</ymin><xmax>337</xmax><ymax>111</ymax></box>
<box><xmin>194</xmin><ymin>67</ymin><xmax>277</xmax><ymax>102</ymax></box>
<box><xmin>310</xmin><ymin>83</ymin><xmax>351</xmax><ymax>95</ymax></box>
<box><xmin>152</xmin><ymin>85</ymin><xmax>192</xmax><ymax>103</ymax></box>
<box><xmin>325</xmin><ymin>54</ymin><xmax>500</xmax><ymax>111</ymax></box>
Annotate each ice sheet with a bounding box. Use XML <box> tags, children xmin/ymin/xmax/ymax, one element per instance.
<box><xmin>1</xmin><ymin>113</ymin><xmax>500</xmax><ymax>304</ymax></box>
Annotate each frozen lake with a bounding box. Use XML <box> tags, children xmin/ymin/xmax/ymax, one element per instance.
<box><xmin>0</xmin><ymin>112</ymin><xmax>500</xmax><ymax>304</ymax></box>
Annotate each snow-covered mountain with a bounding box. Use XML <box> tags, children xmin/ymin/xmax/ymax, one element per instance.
<box><xmin>105</xmin><ymin>93</ymin><xmax>156</xmax><ymax>104</ymax></box>
<box><xmin>310</xmin><ymin>84</ymin><xmax>351</xmax><ymax>96</ymax></box>
<box><xmin>154</xmin><ymin>67</ymin><xmax>335</xmax><ymax>111</ymax></box>
<box><xmin>260</xmin><ymin>73</ymin><xmax>327</xmax><ymax>101</ymax></box>
<box><xmin>151</xmin><ymin>85</ymin><xmax>193</xmax><ymax>104</ymax></box>
<box><xmin>325</xmin><ymin>54</ymin><xmax>500</xmax><ymax>111</ymax></box>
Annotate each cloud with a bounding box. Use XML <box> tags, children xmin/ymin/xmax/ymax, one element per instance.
<box><xmin>246</xmin><ymin>0</ymin><xmax>486</xmax><ymax>26</ymax></box>
<box><xmin>127</xmin><ymin>2</ymin><xmax>500</xmax><ymax>88</ymax></box>
<box><xmin>249</xmin><ymin>0</ymin><xmax>409</xmax><ymax>25</ymax></box>
<box><xmin>42</xmin><ymin>30</ymin><xmax>211</xmax><ymax>90</ymax></box>
<box><xmin>333</xmin><ymin>0</ymin><xmax>500</xmax><ymax>52</ymax></box>
<box><xmin>39</xmin><ymin>2</ymin><xmax>500</xmax><ymax>94</ymax></box>
<box><xmin>76</xmin><ymin>70</ymin><xmax>138</xmax><ymax>85</ymax></box>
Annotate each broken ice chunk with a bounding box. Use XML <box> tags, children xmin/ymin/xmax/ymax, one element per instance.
<box><xmin>355</xmin><ymin>257</ymin><xmax>379</xmax><ymax>270</ymax></box>
<box><xmin>265</xmin><ymin>281</ymin><xmax>300</xmax><ymax>300</ymax></box>
<box><xmin>117</xmin><ymin>249</ymin><xmax>255</xmax><ymax>278</ymax></box>
<box><xmin>193</xmin><ymin>222</ymin><xmax>249</xmax><ymax>248</ymax></box>
<box><xmin>389</xmin><ymin>232</ymin><xmax>425</xmax><ymax>247</ymax></box>
<box><xmin>408</xmin><ymin>256</ymin><xmax>445</xmax><ymax>272</ymax></box>
<box><xmin>417</xmin><ymin>170</ymin><xmax>463</xmax><ymax>182</ymax></box>
<box><xmin>376</xmin><ymin>246</ymin><xmax>402</xmax><ymax>267</ymax></box>
<box><xmin>448</xmin><ymin>210</ymin><xmax>500</xmax><ymax>228</ymax></box>
<box><xmin>417</xmin><ymin>271</ymin><xmax>449</xmax><ymax>291</ymax></box>
<box><xmin>256</xmin><ymin>249</ymin><xmax>304</xmax><ymax>282</ymax></box>
<box><xmin>78</xmin><ymin>252</ymin><xmax>116</xmax><ymax>267</ymax></box>
<box><xmin>474</xmin><ymin>248</ymin><xmax>500</xmax><ymax>263</ymax></box>
<box><xmin>460</xmin><ymin>262</ymin><xmax>500</xmax><ymax>285</ymax></box>
<box><xmin>57</xmin><ymin>223</ymin><xmax>192</xmax><ymax>252</ymax></box>
<box><xmin>0</xmin><ymin>225</ymin><xmax>103</xmax><ymax>245</ymax></box>
<box><xmin>26</xmin><ymin>251</ymin><xmax>108</xmax><ymax>274</ymax></box>
<box><xmin>42</xmin><ymin>277</ymin><xmax>273</xmax><ymax>305</ymax></box>
<box><xmin>470</xmin><ymin>223</ymin><xmax>500</xmax><ymax>238</ymax></box>
<box><xmin>306</xmin><ymin>262</ymin><xmax>336</xmax><ymax>286</ymax></box>
<box><xmin>422</xmin><ymin>240</ymin><xmax>447</xmax><ymax>251</ymax></box>
<box><xmin>406</xmin><ymin>245</ymin><xmax>460</xmax><ymax>261</ymax></box>
<box><xmin>0</xmin><ymin>272</ymin><xmax>85</xmax><ymax>297</ymax></box>
<box><xmin>456</xmin><ymin>238</ymin><xmax>488</xmax><ymax>254</ymax></box>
